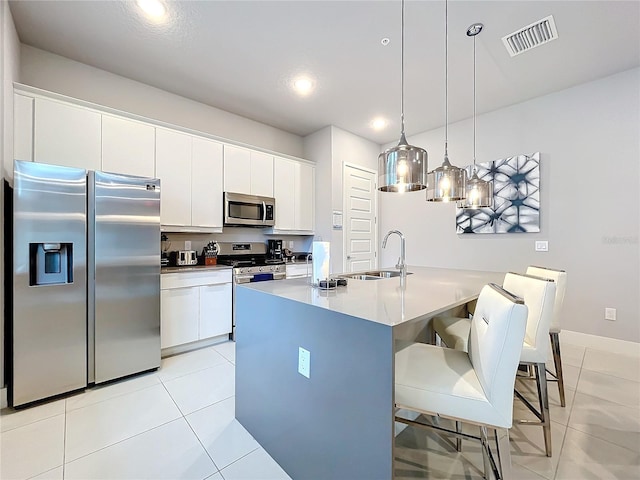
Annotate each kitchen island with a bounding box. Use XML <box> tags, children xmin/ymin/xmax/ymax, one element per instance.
<box><xmin>234</xmin><ymin>266</ymin><xmax>505</xmax><ymax>480</ymax></box>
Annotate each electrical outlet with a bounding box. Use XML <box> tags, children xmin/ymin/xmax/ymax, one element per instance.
<box><xmin>289</xmin><ymin>240</ymin><xmax>294</xmax><ymax>248</ymax></box>
<box><xmin>184</xmin><ymin>240</ymin><xmax>192</xmax><ymax>250</ymax></box>
<box><xmin>298</xmin><ymin>347</ymin><xmax>310</xmax><ymax>378</ymax></box>
<box><xmin>605</xmin><ymin>308</ymin><xmax>617</xmax><ymax>321</ymax></box>
<box><xmin>535</xmin><ymin>240</ymin><xmax>549</xmax><ymax>252</ymax></box>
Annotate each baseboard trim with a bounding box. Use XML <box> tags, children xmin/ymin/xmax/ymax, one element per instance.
<box><xmin>562</xmin><ymin>330</ymin><xmax>640</xmax><ymax>357</ymax></box>
<box><xmin>1</xmin><ymin>387</ymin><xmax>7</xmax><ymax>409</ymax></box>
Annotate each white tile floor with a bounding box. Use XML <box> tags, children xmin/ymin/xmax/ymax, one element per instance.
<box><xmin>1</xmin><ymin>338</ymin><xmax>639</xmax><ymax>479</ymax></box>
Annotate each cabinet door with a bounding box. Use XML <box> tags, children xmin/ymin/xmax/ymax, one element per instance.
<box><xmin>102</xmin><ymin>115</ymin><xmax>155</xmax><ymax>177</ymax></box>
<box><xmin>250</xmin><ymin>151</ymin><xmax>274</xmax><ymax>197</ymax></box>
<box><xmin>34</xmin><ymin>98</ymin><xmax>101</xmax><ymax>170</ymax></box>
<box><xmin>155</xmin><ymin>128</ymin><xmax>192</xmax><ymax>226</ymax></box>
<box><xmin>296</xmin><ymin>163</ymin><xmax>315</xmax><ymax>231</ymax></box>
<box><xmin>199</xmin><ymin>283</ymin><xmax>232</xmax><ymax>338</ymax></box>
<box><xmin>273</xmin><ymin>157</ymin><xmax>296</xmax><ymax>230</ymax></box>
<box><xmin>14</xmin><ymin>94</ymin><xmax>34</xmax><ymax>163</ymax></box>
<box><xmin>223</xmin><ymin>145</ymin><xmax>251</xmax><ymax>194</ymax></box>
<box><xmin>160</xmin><ymin>287</ymin><xmax>199</xmax><ymax>348</ymax></box>
<box><xmin>192</xmin><ymin>137</ymin><xmax>223</xmax><ymax>228</ymax></box>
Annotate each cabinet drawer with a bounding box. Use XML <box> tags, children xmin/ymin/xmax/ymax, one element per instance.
<box><xmin>286</xmin><ymin>264</ymin><xmax>311</xmax><ymax>278</ymax></box>
<box><xmin>161</xmin><ymin>270</ymin><xmax>232</xmax><ymax>289</ymax></box>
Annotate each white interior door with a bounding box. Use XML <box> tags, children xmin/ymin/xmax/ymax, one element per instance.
<box><xmin>344</xmin><ymin>164</ymin><xmax>377</xmax><ymax>272</ymax></box>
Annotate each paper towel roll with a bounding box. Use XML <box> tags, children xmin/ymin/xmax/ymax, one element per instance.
<box><xmin>312</xmin><ymin>242</ymin><xmax>330</xmax><ymax>284</ymax></box>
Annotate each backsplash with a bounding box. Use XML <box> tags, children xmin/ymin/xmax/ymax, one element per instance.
<box><xmin>163</xmin><ymin>229</ymin><xmax>314</xmax><ymax>256</ymax></box>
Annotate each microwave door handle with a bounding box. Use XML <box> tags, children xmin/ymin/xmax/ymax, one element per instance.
<box><xmin>262</xmin><ymin>201</ymin><xmax>266</xmax><ymax>222</ymax></box>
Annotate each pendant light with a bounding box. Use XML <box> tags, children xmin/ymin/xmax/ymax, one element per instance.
<box><xmin>460</xmin><ymin>23</ymin><xmax>493</xmax><ymax>208</ymax></box>
<box><xmin>378</xmin><ymin>0</ymin><xmax>427</xmax><ymax>193</ymax></box>
<box><xmin>426</xmin><ymin>0</ymin><xmax>466</xmax><ymax>202</ymax></box>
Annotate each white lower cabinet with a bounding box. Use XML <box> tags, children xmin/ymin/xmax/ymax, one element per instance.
<box><xmin>160</xmin><ymin>270</ymin><xmax>232</xmax><ymax>349</ymax></box>
<box><xmin>199</xmin><ymin>283</ymin><xmax>232</xmax><ymax>338</ymax></box>
<box><xmin>161</xmin><ymin>287</ymin><xmax>199</xmax><ymax>348</ymax></box>
<box><xmin>286</xmin><ymin>264</ymin><xmax>311</xmax><ymax>279</ymax></box>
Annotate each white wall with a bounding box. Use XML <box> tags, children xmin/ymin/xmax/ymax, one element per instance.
<box><xmin>19</xmin><ymin>45</ymin><xmax>304</xmax><ymax>158</ymax></box>
<box><xmin>1</xmin><ymin>0</ymin><xmax>21</xmax><ymax>396</ymax></box>
<box><xmin>379</xmin><ymin>68</ymin><xmax>640</xmax><ymax>343</ymax></box>
<box><xmin>304</xmin><ymin>126</ymin><xmax>380</xmax><ymax>274</ymax></box>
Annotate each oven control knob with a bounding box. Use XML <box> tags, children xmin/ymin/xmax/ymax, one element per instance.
<box><xmin>259</xmin><ymin>266</ymin><xmax>264</xmax><ymax>272</ymax></box>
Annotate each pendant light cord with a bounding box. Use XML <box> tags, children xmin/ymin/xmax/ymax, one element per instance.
<box><xmin>472</xmin><ymin>33</ymin><xmax>477</xmax><ymax>171</ymax></box>
<box><xmin>444</xmin><ymin>0</ymin><xmax>448</xmax><ymax>158</ymax></box>
<box><xmin>400</xmin><ymin>0</ymin><xmax>405</xmax><ymax>139</ymax></box>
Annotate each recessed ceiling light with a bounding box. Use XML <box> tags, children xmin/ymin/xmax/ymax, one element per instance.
<box><xmin>371</xmin><ymin>118</ymin><xmax>388</xmax><ymax>130</ymax></box>
<box><xmin>137</xmin><ymin>0</ymin><xmax>167</xmax><ymax>21</ymax></box>
<box><xmin>292</xmin><ymin>76</ymin><xmax>314</xmax><ymax>96</ymax></box>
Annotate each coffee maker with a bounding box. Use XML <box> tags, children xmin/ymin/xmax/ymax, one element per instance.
<box><xmin>267</xmin><ymin>239</ymin><xmax>283</xmax><ymax>262</ymax></box>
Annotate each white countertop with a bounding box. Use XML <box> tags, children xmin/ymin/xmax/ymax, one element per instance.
<box><xmin>238</xmin><ymin>266</ymin><xmax>506</xmax><ymax>327</ymax></box>
<box><xmin>161</xmin><ymin>265</ymin><xmax>232</xmax><ymax>274</ymax></box>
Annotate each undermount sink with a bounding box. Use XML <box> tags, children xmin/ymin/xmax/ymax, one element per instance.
<box><xmin>341</xmin><ymin>270</ymin><xmax>413</xmax><ymax>280</ymax></box>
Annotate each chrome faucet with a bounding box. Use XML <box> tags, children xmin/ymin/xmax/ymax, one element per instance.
<box><xmin>382</xmin><ymin>230</ymin><xmax>406</xmax><ymax>277</ymax></box>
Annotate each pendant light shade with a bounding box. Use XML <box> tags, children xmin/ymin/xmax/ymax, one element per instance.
<box><xmin>460</xmin><ymin>22</ymin><xmax>493</xmax><ymax>209</ymax></box>
<box><xmin>378</xmin><ymin>0</ymin><xmax>427</xmax><ymax>193</ymax></box>
<box><xmin>379</xmin><ymin>134</ymin><xmax>427</xmax><ymax>192</ymax></box>
<box><xmin>426</xmin><ymin>0</ymin><xmax>466</xmax><ymax>202</ymax></box>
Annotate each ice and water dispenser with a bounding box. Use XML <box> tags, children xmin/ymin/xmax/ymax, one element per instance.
<box><xmin>29</xmin><ymin>242</ymin><xmax>74</xmax><ymax>286</ymax></box>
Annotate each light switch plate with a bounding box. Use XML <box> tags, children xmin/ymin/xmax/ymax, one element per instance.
<box><xmin>605</xmin><ymin>308</ymin><xmax>617</xmax><ymax>321</ymax></box>
<box><xmin>535</xmin><ymin>240</ymin><xmax>549</xmax><ymax>252</ymax></box>
<box><xmin>298</xmin><ymin>347</ymin><xmax>310</xmax><ymax>378</ymax></box>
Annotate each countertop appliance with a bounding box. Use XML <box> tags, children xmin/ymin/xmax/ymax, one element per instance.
<box><xmin>171</xmin><ymin>250</ymin><xmax>198</xmax><ymax>266</ymax></box>
<box><xmin>223</xmin><ymin>192</ymin><xmax>275</xmax><ymax>227</ymax></box>
<box><xmin>8</xmin><ymin>161</ymin><xmax>161</xmax><ymax>407</ymax></box>
<box><xmin>216</xmin><ymin>242</ymin><xmax>286</xmax><ymax>339</ymax></box>
<box><xmin>267</xmin><ymin>239</ymin><xmax>283</xmax><ymax>261</ymax></box>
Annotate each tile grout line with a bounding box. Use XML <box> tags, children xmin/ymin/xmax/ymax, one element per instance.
<box><xmin>552</xmin><ymin>350</ymin><xmax>586</xmax><ymax>480</ymax></box>
<box><xmin>159</xmin><ymin>380</ymin><xmax>223</xmax><ymax>475</ymax></box>
<box><xmin>62</xmin><ymin>398</ymin><xmax>67</xmax><ymax>480</ymax></box>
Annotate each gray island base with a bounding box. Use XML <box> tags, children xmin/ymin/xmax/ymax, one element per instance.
<box><xmin>235</xmin><ymin>266</ymin><xmax>505</xmax><ymax>480</ymax></box>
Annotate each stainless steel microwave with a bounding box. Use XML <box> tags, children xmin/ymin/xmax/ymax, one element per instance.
<box><xmin>224</xmin><ymin>192</ymin><xmax>275</xmax><ymax>227</ymax></box>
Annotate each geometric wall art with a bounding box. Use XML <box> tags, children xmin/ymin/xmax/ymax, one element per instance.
<box><xmin>456</xmin><ymin>152</ymin><xmax>540</xmax><ymax>234</ymax></box>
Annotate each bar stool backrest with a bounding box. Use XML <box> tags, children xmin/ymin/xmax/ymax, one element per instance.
<box><xmin>468</xmin><ymin>284</ymin><xmax>528</xmax><ymax>427</ymax></box>
<box><xmin>526</xmin><ymin>266</ymin><xmax>567</xmax><ymax>333</ymax></box>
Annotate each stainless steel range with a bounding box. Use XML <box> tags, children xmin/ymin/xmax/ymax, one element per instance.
<box><xmin>216</xmin><ymin>242</ymin><xmax>286</xmax><ymax>338</ymax></box>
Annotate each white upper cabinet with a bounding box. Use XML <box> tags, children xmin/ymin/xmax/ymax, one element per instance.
<box><xmin>223</xmin><ymin>145</ymin><xmax>251</xmax><ymax>194</ymax></box>
<box><xmin>274</xmin><ymin>157</ymin><xmax>296</xmax><ymax>230</ymax></box>
<box><xmin>102</xmin><ymin>115</ymin><xmax>155</xmax><ymax>177</ymax></box>
<box><xmin>34</xmin><ymin>98</ymin><xmax>101</xmax><ymax>170</ymax></box>
<box><xmin>192</xmin><ymin>137</ymin><xmax>223</xmax><ymax>228</ymax></box>
<box><xmin>155</xmin><ymin>128</ymin><xmax>192</xmax><ymax>226</ymax></box>
<box><xmin>250</xmin><ymin>151</ymin><xmax>274</xmax><ymax>197</ymax></box>
<box><xmin>273</xmin><ymin>156</ymin><xmax>314</xmax><ymax>233</ymax></box>
<box><xmin>14</xmin><ymin>94</ymin><xmax>34</xmax><ymax>163</ymax></box>
<box><xmin>296</xmin><ymin>162</ymin><xmax>315</xmax><ymax>231</ymax></box>
<box><xmin>224</xmin><ymin>145</ymin><xmax>274</xmax><ymax>197</ymax></box>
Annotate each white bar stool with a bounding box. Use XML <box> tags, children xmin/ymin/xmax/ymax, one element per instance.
<box><xmin>395</xmin><ymin>283</ymin><xmax>528</xmax><ymax>479</ymax></box>
<box><xmin>526</xmin><ymin>265</ymin><xmax>568</xmax><ymax>407</ymax></box>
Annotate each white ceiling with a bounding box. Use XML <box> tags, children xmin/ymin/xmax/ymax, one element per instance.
<box><xmin>9</xmin><ymin>0</ymin><xmax>640</xmax><ymax>145</ymax></box>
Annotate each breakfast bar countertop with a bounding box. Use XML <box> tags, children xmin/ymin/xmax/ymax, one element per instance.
<box><xmin>237</xmin><ymin>265</ymin><xmax>505</xmax><ymax>327</ymax></box>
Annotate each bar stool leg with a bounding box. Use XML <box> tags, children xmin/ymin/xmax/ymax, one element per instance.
<box><xmin>535</xmin><ymin>362</ymin><xmax>552</xmax><ymax>457</ymax></box>
<box><xmin>550</xmin><ymin>332</ymin><xmax>566</xmax><ymax>407</ymax></box>
<box><xmin>456</xmin><ymin>421</ymin><xmax>462</xmax><ymax>451</ymax></box>
<box><xmin>480</xmin><ymin>426</ymin><xmax>492</xmax><ymax>479</ymax></box>
<box><xmin>494</xmin><ymin>428</ymin><xmax>512</xmax><ymax>479</ymax></box>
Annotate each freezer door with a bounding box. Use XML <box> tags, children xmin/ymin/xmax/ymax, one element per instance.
<box><xmin>12</xmin><ymin>160</ymin><xmax>87</xmax><ymax>406</ymax></box>
<box><xmin>92</xmin><ymin>171</ymin><xmax>161</xmax><ymax>383</ymax></box>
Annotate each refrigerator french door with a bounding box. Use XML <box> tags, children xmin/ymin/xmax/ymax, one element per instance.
<box><xmin>88</xmin><ymin>171</ymin><xmax>161</xmax><ymax>384</ymax></box>
<box><xmin>11</xmin><ymin>161</ymin><xmax>88</xmax><ymax>406</ymax></box>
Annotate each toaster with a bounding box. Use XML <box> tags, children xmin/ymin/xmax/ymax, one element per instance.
<box><xmin>171</xmin><ymin>250</ymin><xmax>198</xmax><ymax>266</ymax></box>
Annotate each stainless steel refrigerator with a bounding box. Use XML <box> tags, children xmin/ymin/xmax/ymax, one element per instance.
<box><xmin>10</xmin><ymin>160</ymin><xmax>161</xmax><ymax>407</ymax></box>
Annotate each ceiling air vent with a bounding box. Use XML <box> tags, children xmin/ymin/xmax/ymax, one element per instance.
<box><xmin>502</xmin><ymin>15</ymin><xmax>558</xmax><ymax>57</ymax></box>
